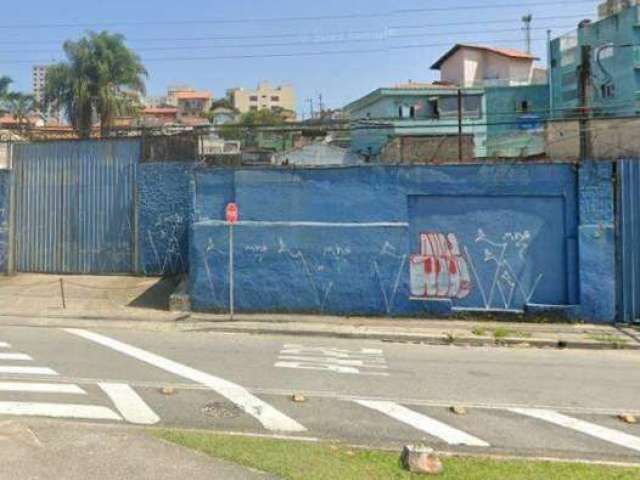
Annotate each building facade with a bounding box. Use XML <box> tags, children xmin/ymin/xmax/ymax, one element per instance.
<box><xmin>166</xmin><ymin>86</ymin><xmax>213</xmax><ymax>117</ymax></box>
<box><xmin>227</xmin><ymin>82</ymin><xmax>296</xmax><ymax>116</ymax></box>
<box><xmin>431</xmin><ymin>44</ymin><xmax>541</xmax><ymax>87</ymax></box>
<box><xmin>550</xmin><ymin>3</ymin><xmax>640</xmax><ymax>119</ymax></box>
<box><xmin>32</xmin><ymin>65</ymin><xmax>47</xmax><ymax>110</ymax></box>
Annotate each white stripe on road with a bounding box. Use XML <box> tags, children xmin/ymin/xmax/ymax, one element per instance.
<box><xmin>0</xmin><ymin>342</ymin><xmax>10</xmax><ymax>348</ymax></box>
<box><xmin>66</xmin><ymin>329</ymin><xmax>306</xmax><ymax>433</ymax></box>
<box><xmin>0</xmin><ymin>382</ymin><xmax>86</xmax><ymax>394</ymax></box>
<box><xmin>355</xmin><ymin>400</ymin><xmax>490</xmax><ymax>447</ymax></box>
<box><xmin>0</xmin><ymin>353</ymin><xmax>33</xmax><ymax>361</ymax></box>
<box><xmin>0</xmin><ymin>402</ymin><xmax>121</xmax><ymax>421</ymax></box>
<box><xmin>99</xmin><ymin>383</ymin><xmax>160</xmax><ymax>425</ymax></box>
<box><xmin>510</xmin><ymin>408</ymin><xmax>640</xmax><ymax>454</ymax></box>
<box><xmin>0</xmin><ymin>366</ymin><xmax>57</xmax><ymax>375</ymax></box>
<box><xmin>278</xmin><ymin>356</ymin><xmax>388</xmax><ymax>368</ymax></box>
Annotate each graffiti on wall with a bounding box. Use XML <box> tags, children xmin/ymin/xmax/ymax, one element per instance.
<box><xmin>410</xmin><ymin>229</ymin><xmax>543</xmax><ymax>311</ymax></box>
<box><xmin>144</xmin><ymin>213</ymin><xmax>187</xmax><ymax>275</ymax></box>
<box><xmin>410</xmin><ymin>233</ymin><xmax>472</xmax><ymax>299</ymax></box>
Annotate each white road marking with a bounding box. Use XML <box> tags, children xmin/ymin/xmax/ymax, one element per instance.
<box><xmin>278</xmin><ymin>356</ymin><xmax>388</xmax><ymax>367</ymax></box>
<box><xmin>0</xmin><ymin>401</ymin><xmax>121</xmax><ymax>421</ymax></box>
<box><xmin>0</xmin><ymin>342</ymin><xmax>10</xmax><ymax>348</ymax></box>
<box><xmin>0</xmin><ymin>382</ymin><xmax>86</xmax><ymax>394</ymax></box>
<box><xmin>510</xmin><ymin>408</ymin><xmax>640</xmax><ymax>454</ymax></box>
<box><xmin>66</xmin><ymin>328</ymin><xmax>306</xmax><ymax>433</ymax></box>
<box><xmin>276</xmin><ymin>344</ymin><xmax>389</xmax><ymax>376</ymax></box>
<box><xmin>0</xmin><ymin>353</ymin><xmax>33</xmax><ymax>361</ymax></box>
<box><xmin>0</xmin><ymin>366</ymin><xmax>57</xmax><ymax>375</ymax></box>
<box><xmin>276</xmin><ymin>362</ymin><xmax>389</xmax><ymax>376</ymax></box>
<box><xmin>355</xmin><ymin>400</ymin><xmax>490</xmax><ymax>447</ymax></box>
<box><xmin>99</xmin><ymin>383</ymin><xmax>160</xmax><ymax>425</ymax></box>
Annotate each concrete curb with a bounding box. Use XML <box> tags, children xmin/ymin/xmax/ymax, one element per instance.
<box><xmin>187</xmin><ymin>324</ymin><xmax>640</xmax><ymax>351</ymax></box>
<box><xmin>0</xmin><ymin>313</ymin><xmax>637</xmax><ymax>351</ymax></box>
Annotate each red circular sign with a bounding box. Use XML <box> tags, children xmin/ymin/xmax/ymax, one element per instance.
<box><xmin>226</xmin><ymin>202</ymin><xmax>239</xmax><ymax>224</ymax></box>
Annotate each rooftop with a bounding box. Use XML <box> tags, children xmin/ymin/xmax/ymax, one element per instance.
<box><xmin>431</xmin><ymin>44</ymin><xmax>539</xmax><ymax>70</ymax></box>
<box><xmin>174</xmin><ymin>91</ymin><xmax>213</xmax><ymax>100</ymax></box>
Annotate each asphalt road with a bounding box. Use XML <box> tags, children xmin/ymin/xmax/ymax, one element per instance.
<box><xmin>0</xmin><ymin>324</ymin><xmax>638</xmax><ymax>464</ymax></box>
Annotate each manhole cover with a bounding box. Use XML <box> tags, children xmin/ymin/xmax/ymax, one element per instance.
<box><xmin>201</xmin><ymin>402</ymin><xmax>243</xmax><ymax>419</ymax></box>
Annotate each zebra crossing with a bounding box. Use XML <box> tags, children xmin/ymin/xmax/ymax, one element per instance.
<box><xmin>0</xmin><ymin>338</ymin><xmax>159</xmax><ymax>425</ymax></box>
<box><xmin>0</xmin><ymin>328</ymin><xmax>638</xmax><ymax>462</ymax></box>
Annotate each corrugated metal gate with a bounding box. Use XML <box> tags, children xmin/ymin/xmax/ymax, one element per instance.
<box><xmin>617</xmin><ymin>159</ymin><xmax>640</xmax><ymax>323</ymax></box>
<box><xmin>12</xmin><ymin>140</ymin><xmax>139</xmax><ymax>274</ymax></box>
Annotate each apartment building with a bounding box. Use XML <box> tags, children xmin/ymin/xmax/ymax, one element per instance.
<box><xmin>166</xmin><ymin>86</ymin><xmax>213</xmax><ymax>116</ymax></box>
<box><xmin>227</xmin><ymin>81</ymin><xmax>296</xmax><ymax>117</ymax></box>
<box><xmin>32</xmin><ymin>65</ymin><xmax>48</xmax><ymax>110</ymax></box>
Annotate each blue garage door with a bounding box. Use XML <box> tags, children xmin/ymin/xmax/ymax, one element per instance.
<box><xmin>13</xmin><ymin>139</ymin><xmax>139</xmax><ymax>274</ymax></box>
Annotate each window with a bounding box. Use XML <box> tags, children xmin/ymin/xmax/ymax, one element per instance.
<box><xmin>601</xmin><ymin>83</ymin><xmax>615</xmax><ymax>98</ymax></box>
<box><xmin>398</xmin><ymin>106</ymin><xmax>404</xmax><ymax>119</ymax></box>
<box><xmin>463</xmin><ymin>95</ymin><xmax>482</xmax><ymax>118</ymax></box>
<box><xmin>271</xmin><ymin>96</ymin><xmax>280</xmax><ymax>102</ymax></box>
<box><xmin>409</xmin><ymin>106</ymin><xmax>416</xmax><ymax>119</ymax></box>
<box><xmin>250</xmin><ymin>106</ymin><xmax>258</xmax><ymax>111</ymax></box>
<box><xmin>250</xmin><ymin>96</ymin><xmax>258</xmax><ymax>102</ymax></box>
<box><xmin>520</xmin><ymin>101</ymin><xmax>529</xmax><ymax>113</ymax></box>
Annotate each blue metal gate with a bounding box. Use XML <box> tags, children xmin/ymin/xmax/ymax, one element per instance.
<box><xmin>617</xmin><ymin>159</ymin><xmax>640</xmax><ymax>323</ymax></box>
<box><xmin>13</xmin><ymin>140</ymin><xmax>139</xmax><ymax>274</ymax></box>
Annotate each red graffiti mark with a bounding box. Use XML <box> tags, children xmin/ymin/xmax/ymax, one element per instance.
<box><xmin>410</xmin><ymin>232</ymin><xmax>472</xmax><ymax>299</ymax></box>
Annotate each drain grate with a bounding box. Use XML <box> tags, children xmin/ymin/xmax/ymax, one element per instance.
<box><xmin>201</xmin><ymin>401</ymin><xmax>243</xmax><ymax>419</ymax></box>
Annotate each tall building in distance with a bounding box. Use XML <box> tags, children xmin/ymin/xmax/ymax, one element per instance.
<box><xmin>227</xmin><ymin>81</ymin><xmax>296</xmax><ymax>118</ymax></box>
<box><xmin>32</xmin><ymin>65</ymin><xmax>48</xmax><ymax>111</ymax></box>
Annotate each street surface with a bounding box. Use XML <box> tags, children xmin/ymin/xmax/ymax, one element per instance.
<box><xmin>0</xmin><ymin>323</ymin><xmax>638</xmax><ymax>464</ymax></box>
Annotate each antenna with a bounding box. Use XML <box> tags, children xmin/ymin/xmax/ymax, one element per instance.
<box><xmin>522</xmin><ymin>14</ymin><xmax>533</xmax><ymax>54</ymax></box>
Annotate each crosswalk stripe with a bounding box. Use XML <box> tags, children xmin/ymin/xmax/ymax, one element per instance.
<box><xmin>66</xmin><ymin>328</ymin><xmax>306</xmax><ymax>433</ymax></box>
<box><xmin>0</xmin><ymin>402</ymin><xmax>122</xmax><ymax>421</ymax></box>
<box><xmin>0</xmin><ymin>366</ymin><xmax>57</xmax><ymax>375</ymax></box>
<box><xmin>0</xmin><ymin>382</ymin><xmax>86</xmax><ymax>394</ymax></box>
<box><xmin>510</xmin><ymin>408</ymin><xmax>640</xmax><ymax>453</ymax></box>
<box><xmin>99</xmin><ymin>383</ymin><xmax>160</xmax><ymax>425</ymax></box>
<box><xmin>0</xmin><ymin>353</ymin><xmax>33</xmax><ymax>361</ymax></box>
<box><xmin>0</xmin><ymin>342</ymin><xmax>10</xmax><ymax>348</ymax></box>
<box><xmin>355</xmin><ymin>400</ymin><xmax>490</xmax><ymax>447</ymax></box>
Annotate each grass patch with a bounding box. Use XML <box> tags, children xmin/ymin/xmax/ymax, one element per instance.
<box><xmin>492</xmin><ymin>327</ymin><xmax>532</xmax><ymax>340</ymax></box>
<box><xmin>154</xmin><ymin>429</ymin><xmax>640</xmax><ymax>480</ymax></box>
<box><xmin>587</xmin><ymin>334</ymin><xmax>628</xmax><ymax>347</ymax></box>
<box><xmin>471</xmin><ymin>326</ymin><xmax>487</xmax><ymax>336</ymax></box>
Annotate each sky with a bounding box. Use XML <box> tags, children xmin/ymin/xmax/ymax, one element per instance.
<box><xmin>0</xmin><ymin>0</ymin><xmax>598</xmax><ymax>117</ymax></box>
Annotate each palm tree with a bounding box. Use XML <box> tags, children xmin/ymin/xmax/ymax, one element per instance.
<box><xmin>0</xmin><ymin>76</ymin><xmax>12</xmax><ymax>100</ymax></box>
<box><xmin>45</xmin><ymin>31</ymin><xmax>147</xmax><ymax>138</ymax></box>
<box><xmin>6</xmin><ymin>92</ymin><xmax>35</xmax><ymax>132</ymax></box>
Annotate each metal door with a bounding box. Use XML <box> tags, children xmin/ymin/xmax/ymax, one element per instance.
<box><xmin>617</xmin><ymin>159</ymin><xmax>640</xmax><ymax>323</ymax></box>
<box><xmin>12</xmin><ymin>139</ymin><xmax>138</xmax><ymax>274</ymax></box>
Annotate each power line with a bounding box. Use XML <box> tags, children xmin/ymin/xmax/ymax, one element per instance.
<box><xmin>0</xmin><ymin>37</ymin><xmax>553</xmax><ymax>64</ymax></box>
<box><xmin>0</xmin><ymin>25</ymin><xmax>578</xmax><ymax>55</ymax></box>
<box><xmin>0</xmin><ymin>14</ymin><xmax>591</xmax><ymax>46</ymax></box>
<box><xmin>0</xmin><ymin>0</ymin><xmax>595</xmax><ymax>29</ymax></box>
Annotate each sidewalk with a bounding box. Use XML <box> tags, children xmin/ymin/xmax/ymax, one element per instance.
<box><xmin>0</xmin><ymin>274</ymin><xmax>184</xmax><ymax>322</ymax></box>
<box><xmin>188</xmin><ymin>313</ymin><xmax>640</xmax><ymax>350</ymax></box>
<box><xmin>0</xmin><ymin>419</ymin><xmax>277</xmax><ymax>480</ymax></box>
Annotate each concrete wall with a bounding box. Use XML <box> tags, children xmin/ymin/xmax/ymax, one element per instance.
<box><xmin>188</xmin><ymin>164</ymin><xmax>605</xmax><ymax>320</ymax></box>
<box><xmin>579</xmin><ymin>161</ymin><xmax>616</xmax><ymax>322</ymax></box>
<box><xmin>137</xmin><ymin>162</ymin><xmax>194</xmax><ymax>276</ymax></box>
<box><xmin>0</xmin><ymin>170</ymin><xmax>9</xmax><ymax>274</ymax></box>
<box><xmin>546</xmin><ymin>118</ymin><xmax>640</xmax><ymax>161</ymax></box>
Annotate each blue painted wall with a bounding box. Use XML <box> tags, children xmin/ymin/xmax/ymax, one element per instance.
<box><xmin>0</xmin><ymin>170</ymin><xmax>9</xmax><ymax>274</ymax></box>
<box><xmin>579</xmin><ymin>161</ymin><xmax>616</xmax><ymax>322</ymax></box>
<box><xmin>189</xmin><ymin>164</ymin><xmax>592</xmax><ymax>318</ymax></box>
<box><xmin>137</xmin><ymin>162</ymin><xmax>194</xmax><ymax>276</ymax></box>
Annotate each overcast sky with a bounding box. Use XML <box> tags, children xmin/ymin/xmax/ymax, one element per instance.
<box><xmin>1</xmin><ymin>0</ymin><xmax>597</xmax><ymax>116</ymax></box>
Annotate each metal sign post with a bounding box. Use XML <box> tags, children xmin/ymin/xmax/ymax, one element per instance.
<box><xmin>226</xmin><ymin>203</ymin><xmax>239</xmax><ymax>321</ymax></box>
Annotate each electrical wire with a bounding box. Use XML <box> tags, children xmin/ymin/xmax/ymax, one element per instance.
<box><xmin>0</xmin><ymin>0</ymin><xmax>596</xmax><ymax>29</ymax></box>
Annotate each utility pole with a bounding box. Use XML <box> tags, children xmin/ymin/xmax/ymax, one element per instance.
<box><xmin>457</xmin><ymin>89</ymin><xmax>463</xmax><ymax>162</ymax></box>
<box><xmin>578</xmin><ymin>44</ymin><xmax>592</xmax><ymax>162</ymax></box>
<box><xmin>522</xmin><ymin>14</ymin><xmax>533</xmax><ymax>54</ymax></box>
<box><xmin>318</xmin><ymin>93</ymin><xmax>324</xmax><ymax>116</ymax></box>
